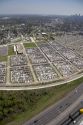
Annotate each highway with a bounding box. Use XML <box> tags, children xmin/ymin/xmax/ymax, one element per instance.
<box><xmin>69</xmin><ymin>114</ymin><xmax>83</xmax><ymax>125</ymax></box>
<box><xmin>23</xmin><ymin>83</ymin><xmax>83</xmax><ymax>125</ymax></box>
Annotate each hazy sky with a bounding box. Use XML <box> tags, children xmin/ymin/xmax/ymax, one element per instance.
<box><xmin>0</xmin><ymin>0</ymin><xmax>83</xmax><ymax>15</ymax></box>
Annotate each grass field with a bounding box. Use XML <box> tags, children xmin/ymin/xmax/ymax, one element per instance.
<box><xmin>8</xmin><ymin>46</ymin><xmax>16</xmax><ymax>56</ymax></box>
<box><xmin>0</xmin><ymin>77</ymin><xmax>83</xmax><ymax>125</ymax></box>
<box><xmin>23</xmin><ymin>42</ymin><xmax>36</xmax><ymax>48</ymax></box>
<box><xmin>0</xmin><ymin>56</ymin><xmax>7</xmax><ymax>62</ymax></box>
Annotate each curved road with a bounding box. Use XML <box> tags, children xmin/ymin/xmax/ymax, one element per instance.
<box><xmin>0</xmin><ymin>72</ymin><xmax>83</xmax><ymax>90</ymax></box>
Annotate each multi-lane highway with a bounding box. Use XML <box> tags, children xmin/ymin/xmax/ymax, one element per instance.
<box><xmin>69</xmin><ymin>114</ymin><xmax>83</xmax><ymax>125</ymax></box>
<box><xmin>23</xmin><ymin>83</ymin><xmax>83</xmax><ymax>125</ymax></box>
<box><xmin>54</xmin><ymin>103</ymin><xmax>82</xmax><ymax>125</ymax></box>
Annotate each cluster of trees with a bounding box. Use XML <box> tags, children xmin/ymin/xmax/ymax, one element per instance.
<box><xmin>0</xmin><ymin>76</ymin><xmax>83</xmax><ymax>124</ymax></box>
<box><xmin>0</xmin><ymin>90</ymin><xmax>48</xmax><ymax>122</ymax></box>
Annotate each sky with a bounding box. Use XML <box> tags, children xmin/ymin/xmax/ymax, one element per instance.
<box><xmin>0</xmin><ymin>0</ymin><xmax>83</xmax><ymax>15</ymax></box>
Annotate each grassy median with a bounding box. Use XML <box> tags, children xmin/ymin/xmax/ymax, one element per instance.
<box><xmin>23</xmin><ymin>42</ymin><xmax>36</xmax><ymax>48</ymax></box>
<box><xmin>0</xmin><ymin>56</ymin><xmax>7</xmax><ymax>62</ymax></box>
<box><xmin>8</xmin><ymin>46</ymin><xmax>16</xmax><ymax>56</ymax></box>
<box><xmin>0</xmin><ymin>77</ymin><xmax>83</xmax><ymax>125</ymax></box>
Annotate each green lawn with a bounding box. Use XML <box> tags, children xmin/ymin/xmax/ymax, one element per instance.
<box><xmin>8</xmin><ymin>46</ymin><xmax>15</xmax><ymax>56</ymax></box>
<box><xmin>0</xmin><ymin>56</ymin><xmax>7</xmax><ymax>62</ymax></box>
<box><xmin>23</xmin><ymin>42</ymin><xmax>36</xmax><ymax>48</ymax></box>
<box><xmin>0</xmin><ymin>77</ymin><xmax>83</xmax><ymax>125</ymax></box>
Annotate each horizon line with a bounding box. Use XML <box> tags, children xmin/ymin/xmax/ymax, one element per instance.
<box><xmin>0</xmin><ymin>13</ymin><xmax>82</xmax><ymax>16</ymax></box>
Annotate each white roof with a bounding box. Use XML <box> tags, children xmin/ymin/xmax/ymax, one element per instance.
<box><xmin>42</xmin><ymin>32</ymin><xmax>46</xmax><ymax>35</ymax></box>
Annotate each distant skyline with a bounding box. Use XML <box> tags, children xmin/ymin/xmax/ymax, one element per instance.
<box><xmin>0</xmin><ymin>0</ymin><xmax>83</xmax><ymax>15</ymax></box>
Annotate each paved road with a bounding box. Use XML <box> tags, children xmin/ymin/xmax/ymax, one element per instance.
<box><xmin>48</xmin><ymin>100</ymin><xmax>83</xmax><ymax>125</ymax></box>
<box><xmin>0</xmin><ymin>71</ymin><xmax>83</xmax><ymax>90</ymax></box>
<box><xmin>69</xmin><ymin>114</ymin><xmax>83</xmax><ymax>125</ymax></box>
<box><xmin>23</xmin><ymin>83</ymin><xmax>83</xmax><ymax>125</ymax></box>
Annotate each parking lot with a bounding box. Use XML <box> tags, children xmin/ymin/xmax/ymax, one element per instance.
<box><xmin>33</xmin><ymin>64</ymin><xmax>58</xmax><ymax>82</ymax></box>
<box><xmin>26</xmin><ymin>48</ymin><xmax>48</xmax><ymax>64</ymax></box>
<box><xmin>49</xmin><ymin>36</ymin><xmax>83</xmax><ymax>70</ymax></box>
<box><xmin>0</xmin><ymin>34</ymin><xmax>83</xmax><ymax>86</ymax></box>
<box><xmin>0</xmin><ymin>62</ymin><xmax>6</xmax><ymax>84</ymax></box>
<box><xmin>10</xmin><ymin>54</ymin><xmax>28</xmax><ymax>66</ymax></box>
<box><xmin>37</xmin><ymin>42</ymin><xmax>78</xmax><ymax>78</ymax></box>
<box><xmin>10</xmin><ymin>66</ymin><xmax>33</xmax><ymax>84</ymax></box>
